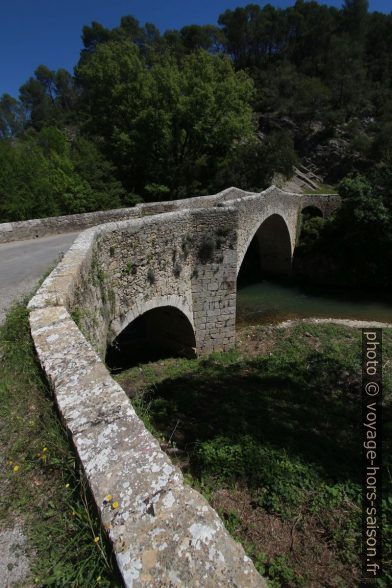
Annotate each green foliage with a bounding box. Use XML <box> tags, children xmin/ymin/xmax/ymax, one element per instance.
<box><xmin>0</xmin><ymin>94</ymin><xmax>25</xmax><ymax>138</ymax></box>
<box><xmin>0</xmin><ymin>301</ymin><xmax>119</xmax><ymax>586</ymax></box>
<box><xmin>197</xmin><ymin>235</ymin><xmax>216</xmax><ymax>264</ymax></box>
<box><xmin>1</xmin><ymin>1</ymin><xmax>392</xmax><ymax>238</ymax></box>
<box><xmin>70</xmin><ymin>136</ymin><xmax>124</xmax><ymax>210</ymax></box>
<box><xmin>297</xmin><ymin>216</ymin><xmax>326</xmax><ymax>248</ymax></box>
<box><xmin>0</xmin><ymin>128</ymin><xmax>122</xmax><ymax>221</ymax></box>
<box><xmin>19</xmin><ymin>65</ymin><xmax>77</xmax><ymax>130</ymax></box>
<box><xmin>76</xmin><ymin>42</ymin><xmax>256</xmax><ymax>197</ymax></box>
<box><xmin>296</xmin><ymin>174</ymin><xmax>392</xmax><ymax>288</ymax></box>
<box><xmin>124</xmin><ymin>261</ymin><xmax>136</xmax><ymax>276</ymax></box>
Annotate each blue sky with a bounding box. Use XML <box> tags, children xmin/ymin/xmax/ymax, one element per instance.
<box><xmin>1</xmin><ymin>1</ymin><xmax>390</xmax><ymax>98</ymax></box>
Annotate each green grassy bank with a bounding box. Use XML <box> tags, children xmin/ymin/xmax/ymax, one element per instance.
<box><xmin>0</xmin><ymin>302</ymin><xmax>119</xmax><ymax>587</ymax></box>
<box><xmin>115</xmin><ymin>322</ymin><xmax>392</xmax><ymax>587</ymax></box>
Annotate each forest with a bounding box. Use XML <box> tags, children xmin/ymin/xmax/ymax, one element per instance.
<box><xmin>0</xmin><ymin>0</ymin><xmax>391</xmax><ymax>287</ymax></box>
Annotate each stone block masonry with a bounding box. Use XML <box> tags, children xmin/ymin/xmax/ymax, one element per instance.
<box><xmin>27</xmin><ymin>186</ymin><xmax>340</xmax><ymax>586</ymax></box>
<box><xmin>0</xmin><ymin>187</ymin><xmax>255</xmax><ymax>244</ymax></box>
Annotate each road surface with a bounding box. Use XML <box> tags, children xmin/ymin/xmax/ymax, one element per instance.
<box><xmin>0</xmin><ymin>232</ymin><xmax>78</xmax><ymax>323</ymax></box>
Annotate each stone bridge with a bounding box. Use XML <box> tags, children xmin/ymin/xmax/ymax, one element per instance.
<box><xmin>27</xmin><ymin>186</ymin><xmax>339</xmax><ymax>587</ymax></box>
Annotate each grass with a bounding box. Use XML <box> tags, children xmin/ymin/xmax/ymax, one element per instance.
<box><xmin>115</xmin><ymin>322</ymin><xmax>392</xmax><ymax>587</ymax></box>
<box><xmin>303</xmin><ymin>183</ymin><xmax>336</xmax><ymax>195</ymax></box>
<box><xmin>0</xmin><ymin>301</ymin><xmax>120</xmax><ymax>587</ymax></box>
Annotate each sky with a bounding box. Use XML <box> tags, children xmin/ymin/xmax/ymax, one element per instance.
<box><xmin>1</xmin><ymin>0</ymin><xmax>390</xmax><ymax>98</ymax></box>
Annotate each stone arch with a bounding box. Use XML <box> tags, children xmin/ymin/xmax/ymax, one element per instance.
<box><xmin>106</xmin><ymin>301</ymin><xmax>196</xmax><ymax>370</ymax></box>
<box><xmin>111</xmin><ymin>294</ymin><xmax>194</xmax><ymax>342</ymax></box>
<box><xmin>237</xmin><ymin>213</ymin><xmax>293</xmax><ymax>281</ymax></box>
<box><xmin>300</xmin><ymin>205</ymin><xmax>323</xmax><ymax>219</ymax></box>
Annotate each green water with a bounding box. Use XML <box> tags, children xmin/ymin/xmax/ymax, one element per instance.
<box><xmin>237</xmin><ymin>280</ymin><xmax>392</xmax><ymax>325</ymax></box>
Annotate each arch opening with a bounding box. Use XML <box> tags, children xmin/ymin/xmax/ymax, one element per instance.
<box><xmin>238</xmin><ymin>214</ymin><xmax>293</xmax><ymax>287</ymax></box>
<box><xmin>106</xmin><ymin>306</ymin><xmax>196</xmax><ymax>372</ymax></box>
<box><xmin>301</xmin><ymin>205</ymin><xmax>323</xmax><ymax>217</ymax></box>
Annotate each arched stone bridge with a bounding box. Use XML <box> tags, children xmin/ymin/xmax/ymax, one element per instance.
<box><xmin>28</xmin><ymin>186</ymin><xmax>339</xmax><ymax>587</ymax></box>
<box><xmin>32</xmin><ymin>185</ymin><xmax>339</xmax><ymax>358</ymax></box>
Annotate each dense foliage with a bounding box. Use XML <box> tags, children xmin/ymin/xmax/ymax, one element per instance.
<box><xmin>295</xmin><ymin>170</ymin><xmax>392</xmax><ymax>288</ymax></box>
<box><xmin>0</xmin><ymin>1</ymin><xmax>392</xmax><ymax>288</ymax></box>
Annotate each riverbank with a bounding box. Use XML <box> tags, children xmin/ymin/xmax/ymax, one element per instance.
<box><xmin>276</xmin><ymin>317</ymin><xmax>392</xmax><ymax>328</ymax></box>
<box><xmin>115</xmin><ymin>321</ymin><xmax>392</xmax><ymax>587</ymax></box>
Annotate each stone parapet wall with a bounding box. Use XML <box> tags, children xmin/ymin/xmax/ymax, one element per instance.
<box><xmin>29</xmin><ymin>304</ymin><xmax>265</xmax><ymax>587</ymax></box>
<box><xmin>0</xmin><ymin>207</ymin><xmax>139</xmax><ymax>244</ymax></box>
<box><xmin>0</xmin><ymin>187</ymin><xmax>257</xmax><ymax>244</ymax></box>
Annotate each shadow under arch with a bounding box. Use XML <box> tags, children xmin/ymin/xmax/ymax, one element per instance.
<box><xmin>238</xmin><ymin>214</ymin><xmax>293</xmax><ymax>287</ymax></box>
<box><xmin>300</xmin><ymin>205</ymin><xmax>323</xmax><ymax>220</ymax></box>
<box><xmin>106</xmin><ymin>306</ymin><xmax>196</xmax><ymax>372</ymax></box>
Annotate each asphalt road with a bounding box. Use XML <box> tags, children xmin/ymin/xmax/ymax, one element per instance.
<box><xmin>0</xmin><ymin>232</ymin><xmax>79</xmax><ymax>323</ymax></box>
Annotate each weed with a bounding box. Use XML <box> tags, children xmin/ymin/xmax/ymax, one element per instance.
<box><xmin>173</xmin><ymin>262</ymin><xmax>182</xmax><ymax>278</ymax></box>
<box><xmin>108</xmin><ymin>288</ymin><xmax>116</xmax><ymax>310</ymax></box>
<box><xmin>124</xmin><ymin>261</ymin><xmax>134</xmax><ymax>275</ymax></box>
<box><xmin>197</xmin><ymin>235</ymin><xmax>216</xmax><ymax>264</ymax></box>
<box><xmin>216</xmin><ymin>226</ymin><xmax>231</xmax><ymax>238</ymax></box>
<box><xmin>71</xmin><ymin>307</ymin><xmax>82</xmax><ymax>328</ymax></box>
<box><xmin>147</xmin><ymin>268</ymin><xmax>156</xmax><ymax>285</ymax></box>
<box><xmin>181</xmin><ymin>235</ymin><xmax>193</xmax><ymax>259</ymax></box>
<box><xmin>0</xmin><ymin>302</ymin><xmax>120</xmax><ymax>586</ymax></box>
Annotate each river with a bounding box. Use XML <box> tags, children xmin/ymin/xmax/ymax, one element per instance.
<box><xmin>236</xmin><ymin>280</ymin><xmax>392</xmax><ymax>325</ymax></box>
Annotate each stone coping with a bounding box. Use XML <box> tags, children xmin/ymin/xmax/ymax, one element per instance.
<box><xmin>0</xmin><ymin>187</ymin><xmax>256</xmax><ymax>244</ymax></box>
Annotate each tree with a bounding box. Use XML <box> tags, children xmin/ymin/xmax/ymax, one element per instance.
<box><xmin>0</xmin><ymin>94</ymin><xmax>25</xmax><ymax>138</ymax></box>
<box><xmin>81</xmin><ymin>21</ymin><xmax>111</xmax><ymax>54</ymax></box>
<box><xmin>342</xmin><ymin>1</ymin><xmax>369</xmax><ymax>39</ymax></box>
<box><xmin>179</xmin><ymin>25</ymin><xmax>225</xmax><ymax>54</ymax></box>
<box><xmin>296</xmin><ymin>175</ymin><xmax>392</xmax><ymax>288</ymax></box>
<box><xmin>19</xmin><ymin>65</ymin><xmax>77</xmax><ymax>129</ymax></box>
<box><xmin>326</xmin><ymin>35</ymin><xmax>369</xmax><ymax>118</ymax></box>
<box><xmin>0</xmin><ymin>128</ymin><xmax>123</xmax><ymax>221</ymax></box>
<box><xmin>76</xmin><ymin>42</ymin><xmax>255</xmax><ymax>197</ymax></box>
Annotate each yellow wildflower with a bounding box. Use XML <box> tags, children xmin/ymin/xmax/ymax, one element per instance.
<box><xmin>65</xmin><ymin>483</ymin><xmax>70</xmax><ymax>488</ymax></box>
<box><xmin>96</xmin><ymin>576</ymin><xmax>102</xmax><ymax>583</ymax></box>
<box><xmin>112</xmin><ymin>501</ymin><xmax>119</xmax><ymax>510</ymax></box>
<box><xmin>94</xmin><ymin>536</ymin><xmax>100</xmax><ymax>543</ymax></box>
<box><xmin>42</xmin><ymin>447</ymin><xmax>48</xmax><ymax>453</ymax></box>
<box><xmin>105</xmin><ymin>494</ymin><xmax>112</xmax><ymax>502</ymax></box>
<box><xmin>13</xmin><ymin>465</ymin><xmax>20</xmax><ymax>473</ymax></box>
